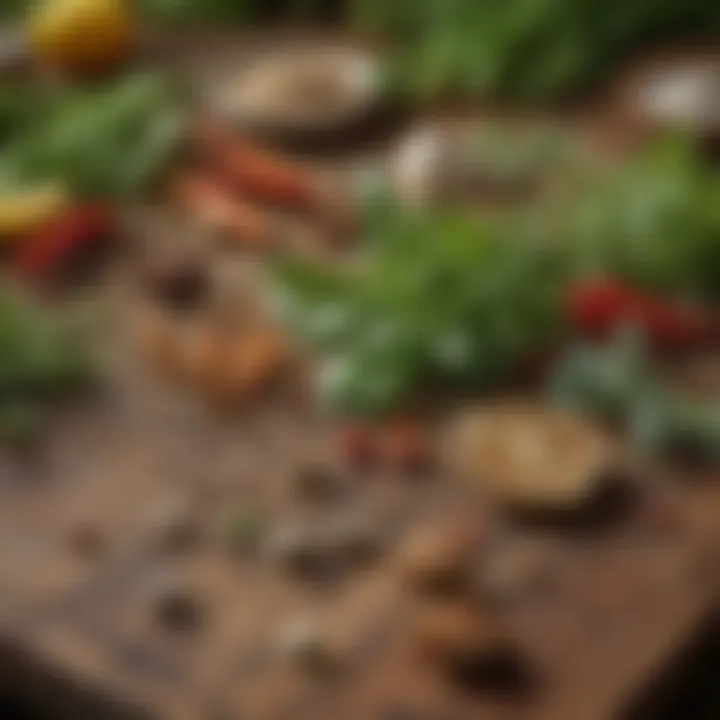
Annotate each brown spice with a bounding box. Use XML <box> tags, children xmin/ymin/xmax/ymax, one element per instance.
<box><xmin>397</xmin><ymin>517</ymin><xmax>483</xmax><ymax>596</ymax></box>
<box><xmin>413</xmin><ymin>601</ymin><xmax>510</xmax><ymax>671</ymax></box>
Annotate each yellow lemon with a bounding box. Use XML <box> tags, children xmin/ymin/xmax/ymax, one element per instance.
<box><xmin>0</xmin><ymin>184</ymin><xmax>69</xmax><ymax>240</ymax></box>
<box><xmin>28</xmin><ymin>0</ymin><xmax>134</xmax><ymax>76</ymax></box>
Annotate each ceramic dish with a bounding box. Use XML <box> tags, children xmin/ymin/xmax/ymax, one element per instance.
<box><xmin>619</xmin><ymin>56</ymin><xmax>720</xmax><ymax>134</ymax></box>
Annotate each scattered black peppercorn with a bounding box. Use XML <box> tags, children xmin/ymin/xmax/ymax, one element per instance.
<box><xmin>154</xmin><ymin>583</ymin><xmax>203</xmax><ymax>632</ymax></box>
<box><xmin>294</xmin><ymin>464</ymin><xmax>347</xmax><ymax>502</ymax></box>
<box><xmin>148</xmin><ymin>260</ymin><xmax>211</xmax><ymax>314</ymax></box>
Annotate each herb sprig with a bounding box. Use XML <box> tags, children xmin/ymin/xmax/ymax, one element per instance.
<box><xmin>274</xmin><ymin>137</ymin><xmax>719</xmax><ymax>416</ymax></box>
<box><xmin>275</xmin><ymin>200</ymin><xmax>567</xmax><ymax>416</ymax></box>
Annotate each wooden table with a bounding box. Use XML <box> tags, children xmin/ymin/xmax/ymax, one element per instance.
<box><xmin>0</xmin><ymin>30</ymin><xmax>717</xmax><ymax>720</ymax></box>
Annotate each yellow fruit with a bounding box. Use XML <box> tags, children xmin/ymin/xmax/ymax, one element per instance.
<box><xmin>28</xmin><ymin>0</ymin><xmax>134</xmax><ymax>76</ymax></box>
<box><xmin>0</xmin><ymin>185</ymin><xmax>69</xmax><ymax>240</ymax></box>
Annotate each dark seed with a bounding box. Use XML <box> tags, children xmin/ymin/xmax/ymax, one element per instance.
<box><xmin>268</xmin><ymin>522</ymin><xmax>339</xmax><ymax>580</ymax></box>
<box><xmin>164</xmin><ymin>521</ymin><xmax>201</xmax><ymax>552</ymax></box>
<box><xmin>279</xmin><ymin>617</ymin><xmax>339</xmax><ymax>674</ymax></box>
<box><xmin>330</xmin><ymin>511</ymin><xmax>386</xmax><ymax>566</ymax></box>
<box><xmin>295</xmin><ymin>464</ymin><xmax>346</xmax><ymax>502</ymax></box>
<box><xmin>154</xmin><ymin>584</ymin><xmax>203</xmax><ymax>631</ymax></box>
<box><xmin>148</xmin><ymin>260</ymin><xmax>211</xmax><ymax>314</ymax></box>
<box><xmin>413</xmin><ymin>603</ymin><xmax>527</xmax><ymax>694</ymax></box>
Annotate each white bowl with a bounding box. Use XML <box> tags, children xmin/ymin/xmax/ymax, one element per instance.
<box><xmin>621</xmin><ymin>58</ymin><xmax>720</xmax><ymax>132</ymax></box>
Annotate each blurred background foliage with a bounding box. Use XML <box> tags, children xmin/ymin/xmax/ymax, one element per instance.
<box><xmin>3</xmin><ymin>0</ymin><xmax>720</xmax><ymax>98</ymax></box>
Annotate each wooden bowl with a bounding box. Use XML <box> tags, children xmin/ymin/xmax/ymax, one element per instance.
<box><xmin>204</xmin><ymin>44</ymin><xmax>384</xmax><ymax>145</ymax></box>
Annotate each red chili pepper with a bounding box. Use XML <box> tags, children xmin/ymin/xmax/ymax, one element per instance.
<box><xmin>567</xmin><ymin>279</ymin><xmax>718</xmax><ymax>348</ymax></box>
<box><xmin>16</xmin><ymin>205</ymin><xmax>115</xmax><ymax>281</ymax></box>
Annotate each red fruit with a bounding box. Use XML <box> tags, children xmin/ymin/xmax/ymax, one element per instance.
<box><xmin>17</xmin><ymin>204</ymin><xmax>115</xmax><ymax>280</ymax></box>
<box><xmin>567</xmin><ymin>280</ymin><xmax>631</xmax><ymax>338</ymax></box>
<box><xmin>567</xmin><ymin>279</ymin><xmax>718</xmax><ymax>349</ymax></box>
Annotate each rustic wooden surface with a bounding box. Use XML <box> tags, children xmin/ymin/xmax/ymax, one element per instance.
<box><xmin>0</xmin><ymin>31</ymin><xmax>717</xmax><ymax>720</ymax></box>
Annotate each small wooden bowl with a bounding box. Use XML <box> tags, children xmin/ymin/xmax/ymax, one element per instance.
<box><xmin>203</xmin><ymin>44</ymin><xmax>384</xmax><ymax>146</ymax></box>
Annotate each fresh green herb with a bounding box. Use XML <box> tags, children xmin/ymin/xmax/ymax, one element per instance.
<box><xmin>550</xmin><ymin>329</ymin><xmax>720</xmax><ymax>462</ymax></box>
<box><xmin>136</xmin><ymin>0</ymin><xmax>329</xmax><ymax>22</ymax></box>
<box><xmin>274</xmin><ymin>199</ymin><xmax>567</xmax><ymax>416</ymax></box>
<box><xmin>361</xmin><ymin>0</ymin><xmax>720</xmax><ymax>99</ymax></box>
<box><xmin>565</xmin><ymin>136</ymin><xmax>720</xmax><ymax>301</ymax></box>
<box><xmin>0</xmin><ymin>86</ymin><xmax>49</xmax><ymax>145</ymax></box>
<box><xmin>631</xmin><ymin>392</ymin><xmax>720</xmax><ymax>463</ymax></box>
<box><xmin>0</xmin><ymin>285</ymin><xmax>90</xmax><ymax>395</ymax></box>
<box><xmin>0</xmin><ymin>73</ymin><xmax>185</xmax><ymax>198</ymax></box>
<box><xmin>0</xmin><ymin>283</ymin><xmax>92</xmax><ymax>443</ymax></box>
<box><xmin>0</xmin><ymin>402</ymin><xmax>43</xmax><ymax>447</ymax></box>
<box><xmin>549</xmin><ymin>328</ymin><xmax>657</xmax><ymax>422</ymax></box>
<box><xmin>276</xmin><ymin>136</ymin><xmax>718</xmax><ymax>417</ymax></box>
<box><xmin>0</xmin><ymin>0</ymin><xmax>25</xmax><ymax>18</ymax></box>
<box><xmin>32</xmin><ymin>0</ymin><xmax>710</xmax><ymax>100</ymax></box>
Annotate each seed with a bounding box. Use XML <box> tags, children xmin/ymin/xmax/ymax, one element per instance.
<box><xmin>147</xmin><ymin>260</ymin><xmax>211</xmax><ymax>314</ymax></box>
<box><xmin>153</xmin><ymin>582</ymin><xmax>203</xmax><ymax>632</ymax></box>
<box><xmin>267</xmin><ymin>521</ymin><xmax>337</xmax><ymax>579</ymax></box>
<box><xmin>294</xmin><ymin>464</ymin><xmax>346</xmax><ymax>502</ymax></box>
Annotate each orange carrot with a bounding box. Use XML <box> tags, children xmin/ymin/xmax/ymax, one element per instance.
<box><xmin>192</xmin><ymin>119</ymin><xmax>321</xmax><ymax>213</ymax></box>
<box><xmin>172</xmin><ymin>171</ymin><xmax>273</xmax><ymax>248</ymax></box>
